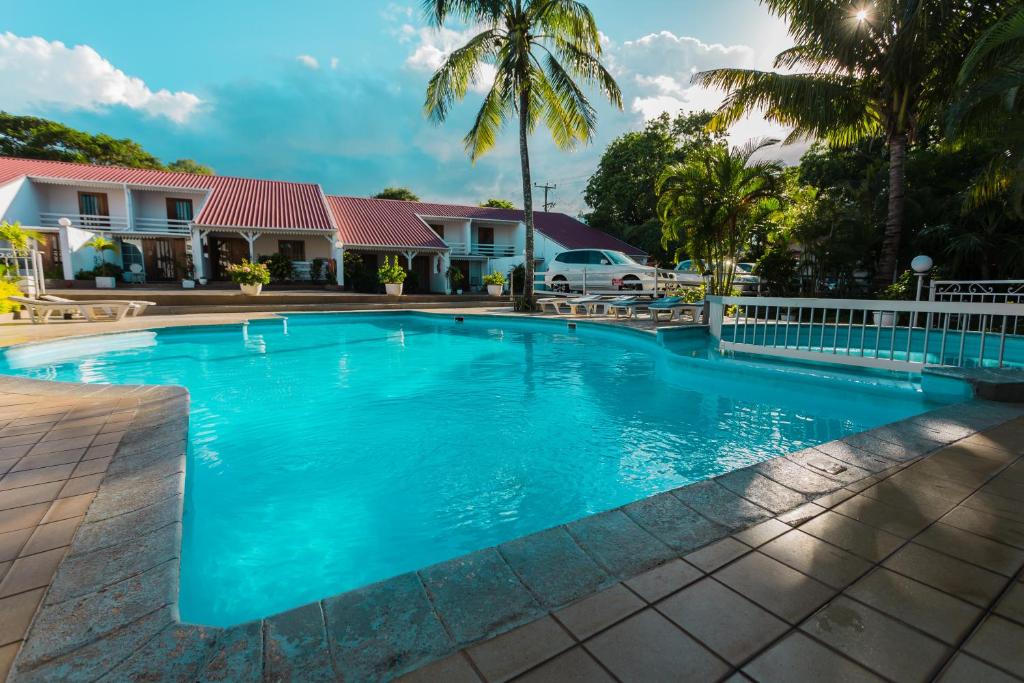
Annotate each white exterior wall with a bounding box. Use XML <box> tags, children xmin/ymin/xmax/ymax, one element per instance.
<box><xmin>36</xmin><ymin>183</ymin><xmax>128</xmax><ymax>220</ymax></box>
<box><xmin>251</xmin><ymin>234</ymin><xmax>333</xmax><ymax>261</ymax></box>
<box><xmin>0</xmin><ymin>178</ymin><xmax>41</xmax><ymax>226</ymax></box>
<box><xmin>130</xmin><ymin>189</ymin><xmax>206</xmax><ymax>222</ymax></box>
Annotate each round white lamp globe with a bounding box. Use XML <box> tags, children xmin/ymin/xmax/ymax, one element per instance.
<box><xmin>57</xmin><ymin>217</ymin><xmax>72</xmax><ymax>228</ymax></box>
<box><xmin>911</xmin><ymin>255</ymin><xmax>933</xmax><ymax>273</ymax></box>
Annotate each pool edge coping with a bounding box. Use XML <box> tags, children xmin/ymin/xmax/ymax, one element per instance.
<box><xmin>4</xmin><ymin>335</ymin><xmax>1024</xmax><ymax>679</ymax></box>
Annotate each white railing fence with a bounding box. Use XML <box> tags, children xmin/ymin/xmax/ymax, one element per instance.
<box><xmin>0</xmin><ymin>247</ymin><xmax>45</xmax><ymax>297</ymax></box>
<box><xmin>930</xmin><ymin>280</ymin><xmax>1024</xmax><ymax>304</ymax></box>
<box><xmin>707</xmin><ymin>296</ymin><xmax>1023</xmax><ymax>372</ymax></box>
<box><xmin>132</xmin><ymin>217</ymin><xmax>192</xmax><ymax>235</ymax></box>
<box><xmin>39</xmin><ymin>213</ymin><xmax>190</xmax><ymax>235</ymax></box>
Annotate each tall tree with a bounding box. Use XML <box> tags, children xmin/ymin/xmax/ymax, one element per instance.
<box><xmin>657</xmin><ymin>139</ymin><xmax>784</xmax><ymax>294</ymax></box>
<box><xmin>947</xmin><ymin>4</ymin><xmax>1024</xmax><ymax>215</ymax></box>
<box><xmin>423</xmin><ymin>0</ymin><xmax>621</xmax><ymax>307</ymax></box>
<box><xmin>480</xmin><ymin>198</ymin><xmax>516</xmax><ymax>208</ymax></box>
<box><xmin>0</xmin><ymin>112</ymin><xmax>214</xmax><ymax>173</ymax></box>
<box><xmin>373</xmin><ymin>187</ymin><xmax>421</xmax><ymax>201</ymax></box>
<box><xmin>167</xmin><ymin>159</ymin><xmax>215</xmax><ymax>175</ymax></box>
<box><xmin>695</xmin><ymin>0</ymin><xmax>996</xmax><ymax>289</ymax></box>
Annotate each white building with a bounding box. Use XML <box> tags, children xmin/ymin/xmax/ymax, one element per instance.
<box><xmin>0</xmin><ymin>156</ymin><xmax>645</xmax><ymax>293</ymax></box>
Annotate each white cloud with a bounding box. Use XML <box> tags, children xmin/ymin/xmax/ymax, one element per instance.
<box><xmin>0</xmin><ymin>32</ymin><xmax>202</xmax><ymax>124</ymax></box>
<box><xmin>330</xmin><ymin>57</ymin><xmax>339</xmax><ymax>70</ymax></box>
<box><xmin>382</xmin><ymin>3</ymin><xmax>414</xmax><ymax>23</ymax></box>
<box><xmin>402</xmin><ymin>25</ymin><xmax>496</xmax><ymax>94</ymax></box>
<box><xmin>296</xmin><ymin>54</ymin><xmax>320</xmax><ymax>70</ymax></box>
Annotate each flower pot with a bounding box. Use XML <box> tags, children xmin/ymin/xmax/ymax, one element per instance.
<box><xmin>182</xmin><ymin>279</ymin><xmax>196</xmax><ymax>289</ymax></box>
<box><xmin>486</xmin><ymin>284</ymin><xmax>503</xmax><ymax>297</ymax></box>
<box><xmin>456</xmin><ymin>289</ymin><xmax>463</xmax><ymax>295</ymax></box>
<box><xmin>198</xmin><ymin>278</ymin><xmax>208</xmax><ymax>286</ymax></box>
<box><xmin>240</xmin><ymin>283</ymin><xmax>263</xmax><ymax>296</ymax></box>
<box><xmin>873</xmin><ymin>311</ymin><xmax>895</xmax><ymax>327</ymax></box>
<box><xmin>95</xmin><ymin>276</ymin><xmax>116</xmax><ymax>289</ymax></box>
<box><xmin>385</xmin><ymin>283</ymin><xmax>403</xmax><ymax>296</ymax></box>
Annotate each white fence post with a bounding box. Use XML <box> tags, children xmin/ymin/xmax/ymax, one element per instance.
<box><xmin>708</xmin><ymin>297</ymin><xmax>724</xmax><ymax>340</ymax></box>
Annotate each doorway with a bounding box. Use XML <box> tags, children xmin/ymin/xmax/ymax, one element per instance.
<box><xmin>208</xmin><ymin>236</ymin><xmax>250</xmax><ymax>280</ymax></box>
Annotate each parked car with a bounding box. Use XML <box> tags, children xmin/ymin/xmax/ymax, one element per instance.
<box><xmin>675</xmin><ymin>259</ymin><xmax>762</xmax><ymax>295</ymax></box>
<box><xmin>544</xmin><ymin>249</ymin><xmax>700</xmax><ymax>292</ymax></box>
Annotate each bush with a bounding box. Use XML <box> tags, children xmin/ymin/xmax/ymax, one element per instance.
<box><xmin>377</xmin><ymin>256</ymin><xmax>407</xmax><ymax>284</ymax></box>
<box><xmin>0</xmin><ymin>280</ymin><xmax>22</xmax><ymax>313</ymax></box>
<box><xmin>483</xmin><ymin>270</ymin><xmax>506</xmax><ymax>286</ymax></box>
<box><xmin>75</xmin><ymin>263</ymin><xmax>124</xmax><ymax>279</ymax></box>
<box><xmin>404</xmin><ymin>270</ymin><xmax>421</xmax><ymax>293</ymax></box>
<box><xmin>310</xmin><ymin>258</ymin><xmax>325</xmax><ymax>282</ymax></box>
<box><xmin>226</xmin><ymin>259</ymin><xmax>271</xmax><ymax>286</ymax></box>
<box><xmin>755</xmin><ymin>248</ymin><xmax>798</xmax><ymax>296</ymax></box>
<box><xmin>878</xmin><ymin>270</ymin><xmax>914</xmax><ymax>300</ymax></box>
<box><xmin>260</xmin><ymin>253</ymin><xmax>294</xmax><ymax>282</ymax></box>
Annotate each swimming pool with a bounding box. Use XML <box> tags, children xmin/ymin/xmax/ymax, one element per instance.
<box><xmin>0</xmin><ymin>313</ymin><xmax>944</xmax><ymax>626</ymax></box>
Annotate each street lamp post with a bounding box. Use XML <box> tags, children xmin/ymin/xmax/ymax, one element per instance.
<box><xmin>910</xmin><ymin>255</ymin><xmax>933</xmax><ymax>328</ymax></box>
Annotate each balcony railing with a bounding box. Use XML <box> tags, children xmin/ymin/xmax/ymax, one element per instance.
<box><xmin>445</xmin><ymin>241</ymin><xmax>516</xmax><ymax>257</ymax></box>
<box><xmin>38</xmin><ymin>213</ymin><xmax>190</xmax><ymax>235</ymax></box>
<box><xmin>39</xmin><ymin>212</ymin><xmax>129</xmax><ymax>230</ymax></box>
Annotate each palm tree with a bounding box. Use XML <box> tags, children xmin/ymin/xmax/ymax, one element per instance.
<box><xmin>694</xmin><ymin>0</ymin><xmax>996</xmax><ymax>289</ymax></box>
<box><xmin>0</xmin><ymin>220</ymin><xmax>46</xmax><ymax>256</ymax></box>
<box><xmin>656</xmin><ymin>139</ymin><xmax>784</xmax><ymax>295</ymax></box>
<box><xmin>422</xmin><ymin>0</ymin><xmax>621</xmax><ymax>307</ymax></box>
<box><xmin>85</xmin><ymin>235</ymin><xmax>118</xmax><ymax>271</ymax></box>
<box><xmin>947</xmin><ymin>5</ymin><xmax>1024</xmax><ymax>215</ymax></box>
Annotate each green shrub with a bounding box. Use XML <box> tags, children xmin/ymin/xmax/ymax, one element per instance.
<box><xmin>483</xmin><ymin>270</ymin><xmax>506</xmax><ymax>286</ymax></box>
<box><xmin>226</xmin><ymin>259</ymin><xmax>271</xmax><ymax>286</ymax></box>
<box><xmin>260</xmin><ymin>253</ymin><xmax>294</xmax><ymax>282</ymax></box>
<box><xmin>377</xmin><ymin>256</ymin><xmax>407</xmax><ymax>284</ymax></box>
<box><xmin>310</xmin><ymin>258</ymin><xmax>325</xmax><ymax>282</ymax></box>
<box><xmin>878</xmin><ymin>270</ymin><xmax>914</xmax><ymax>300</ymax></box>
<box><xmin>0</xmin><ymin>280</ymin><xmax>23</xmax><ymax>313</ymax></box>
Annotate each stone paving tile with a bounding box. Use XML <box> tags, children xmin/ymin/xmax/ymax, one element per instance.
<box><xmin>0</xmin><ymin>464</ymin><xmax>76</xmax><ymax>492</ymax></box>
<box><xmin>585</xmin><ymin>608</ymin><xmax>731</xmax><ymax>682</ymax></box>
<box><xmin>683</xmin><ymin>537</ymin><xmax>750</xmax><ymax>573</ymax></box>
<box><xmin>937</xmin><ymin>653</ymin><xmax>1021</xmax><ymax>682</ymax></box>
<box><xmin>0</xmin><ymin>642</ymin><xmax>16</xmax><ymax>682</ymax></box>
<box><xmin>622</xmin><ymin>492</ymin><xmax>729</xmax><ymax>553</ymax></box>
<box><xmin>323</xmin><ymin>571</ymin><xmax>453</xmax><ymax>681</ymax></box>
<box><xmin>962</xmin><ymin>615</ymin><xmax>1024</xmax><ymax>679</ymax></box>
<box><xmin>622</xmin><ymin>558</ymin><xmax>702</xmax><ymax>602</ymax></box>
<box><xmin>883</xmin><ymin>542</ymin><xmax>1009</xmax><ymax>607</ymax></box>
<box><xmin>396</xmin><ymin>652</ymin><xmax>482</xmax><ymax>683</ymax></box>
<box><xmin>515</xmin><ymin>646</ymin><xmax>614</xmax><ymax>683</ymax></box>
<box><xmin>0</xmin><ymin>481</ymin><xmax>64</xmax><ymax>511</ymax></box>
<box><xmin>941</xmin><ymin>505</ymin><xmax>1024</xmax><ymax>550</ymax></box>
<box><xmin>669</xmin><ymin>480</ymin><xmax>773</xmax><ymax>530</ymax></box>
<box><xmin>813</xmin><ymin>440</ymin><xmax>894</xmax><ymax>473</ymax></box>
<box><xmin>466</xmin><ymin>616</ymin><xmax>574</xmax><ymax>682</ymax></box>
<box><xmin>777</xmin><ymin>501</ymin><xmax>827</xmax><ymax>527</ymax></box>
<box><xmin>813</xmin><ymin>487</ymin><xmax>857</xmax><ymax>508</ymax></box>
<box><xmin>760</xmin><ymin>529</ymin><xmax>873</xmax><ymax>589</ymax></box>
<box><xmin>0</xmin><ymin>528</ymin><xmax>31</xmax><ymax>563</ymax></box>
<box><xmin>419</xmin><ymin>548</ymin><xmax>542</xmax><ymax>646</ymax></box>
<box><xmin>97</xmin><ymin>621</ymin><xmax>218</xmax><ymax>683</ymax></box>
<box><xmin>914</xmin><ymin>522</ymin><xmax>1024</xmax><ymax>577</ymax></box>
<box><xmin>10</xmin><ymin>449</ymin><xmax>87</xmax><ymax>473</ymax></box>
<box><xmin>801</xmin><ymin>595</ymin><xmax>952</xmax><ymax>682</ymax></box>
<box><xmin>73</xmin><ymin>495</ymin><xmax>181</xmax><ymax>555</ymax></box>
<box><xmin>752</xmin><ymin>457</ymin><xmax>843</xmax><ymax>496</ymax></box>
<box><xmin>713</xmin><ymin>551</ymin><xmax>836</xmax><ymax>624</ymax></box>
<box><xmin>39</xmin><ymin>493</ymin><xmax>94</xmax><ymax>524</ymax></box>
<box><xmin>961</xmin><ymin>490</ymin><xmax>1024</xmax><ymax>524</ymax></box>
<box><xmin>657</xmin><ymin>577</ymin><xmax>788</xmax><ymax>666</ymax></box>
<box><xmin>0</xmin><ymin>547</ymin><xmax>67</xmax><ymax>597</ymax></box>
<box><xmin>715</xmin><ymin>470</ymin><xmax>807</xmax><ymax>514</ymax></box>
<box><xmin>994</xmin><ymin>581</ymin><xmax>1024</xmax><ymax>624</ymax></box>
<box><xmin>744</xmin><ymin>631</ymin><xmax>884</xmax><ymax>683</ymax></box>
<box><xmin>498</xmin><ymin>527</ymin><xmax>610</xmax><ymax>609</ymax></box>
<box><xmin>196</xmin><ymin>619</ymin><xmax>262</xmax><ymax>682</ymax></box>
<box><xmin>565</xmin><ymin>509</ymin><xmax>675</xmax><ymax>578</ymax></box>
<box><xmin>733</xmin><ymin>518</ymin><xmax>789</xmax><ymax>547</ymax></box>
<box><xmin>845</xmin><ymin>568</ymin><xmax>983</xmax><ymax>645</ymax></box>
<box><xmin>832</xmin><ymin>493</ymin><xmax>936</xmax><ymax>539</ymax></box>
<box><xmin>787</xmin><ymin>450</ymin><xmax>875</xmax><ymax>485</ymax></box>
<box><xmin>264</xmin><ymin>602</ymin><xmax>336</xmax><ymax>682</ymax></box>
<box><xmin>553</xmin><ymin>584</ymin><xmax>645</xmax><ymax>640</ymax></box>
<box><xmin>0</xmin><ymin>588</ymin><xmax>45</xmax><ymax>647</ymax></box>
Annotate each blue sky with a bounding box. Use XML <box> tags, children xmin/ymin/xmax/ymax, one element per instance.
<box><xmin>2</xmin><ymin>0</ymin><xmax>794</xmax><ymax>214</ymax></box>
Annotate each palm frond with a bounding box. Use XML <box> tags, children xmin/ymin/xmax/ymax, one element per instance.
<box><xmin>424</xmin><ymin>29</ymin><xmax>501</xmax><ymax>123</ymax></box>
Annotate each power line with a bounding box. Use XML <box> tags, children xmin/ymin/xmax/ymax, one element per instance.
<box><xmin>534</xmin><ymin>182</ymin><xmax>557</xmax><ymax>212</ymax></box>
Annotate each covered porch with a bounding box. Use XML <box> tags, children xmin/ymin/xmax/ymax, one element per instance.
<box><xmin>191</xmin><ymin>228</ymin><xmax>342</xmax><ymax>284</ymax></box>
<box><xmin>336</xmin><ymin>245</ymin><xmax>450</xmax><ymax>293</ymax></box>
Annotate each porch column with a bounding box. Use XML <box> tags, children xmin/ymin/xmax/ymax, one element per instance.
<box><xmin>402</xmin><ymin>250</ymin><xmax>417</xmax><ymax>269</ymax></box>
<box><xmin>242</xmin><ymin>232</ymin><xmax>259</xmax><ymax>261</ymax></box>
<box><xmin>441</xmin><ymin>251</ymin><xmax>451</xmax><ymax>294</ymax></box>
<box><xmin>190</xmin><ymin>229</ymin><xmax>206</xmax><ymax>281</ymax></box>
<box><xmin>57</xmin><ymin>225</ymin><xmax>75</xmax><ymax>281</ymax></box>
<box><xmin>335</xmin><ymin>245</ymin><xmax>345</xmax><ymax>286</ymax></box>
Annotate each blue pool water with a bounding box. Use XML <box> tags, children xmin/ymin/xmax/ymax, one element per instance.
<box><xmin>0</xmin><ymin>313</ymin><xmax>943</xmax><ymax>626</ymax></box>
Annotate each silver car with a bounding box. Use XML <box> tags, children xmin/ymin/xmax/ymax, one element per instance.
<box><xmin>544</xmin><ymin>249</ymin><xmax>699</xmax><ymax>292</ymax></box>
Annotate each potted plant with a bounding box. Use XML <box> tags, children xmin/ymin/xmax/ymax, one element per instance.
<box><xmin>483</xmin><ymin>270</ymin><xmax>506</xmax><ymax>296</ymax></box>
<box><xmin>446</xmin><ymin>265</ymin><xmax>465</xmax><ymax>295</ymax></box>
<box><xmin>226</xmin><ymin>259</ymin><xmax>271</xmax><ymax>296</ymax></box>
<box><xmin>179</xmin><ymin>255</ymin><xmax>197</xmax><ymax>289</ymax></box>
<box><xmin>378</xmin><ymin>255</ymin><xmax>407</xmax><ymax>296</ymax></box>
<box><xmin>85</xmin><ymin>235</ymin><xmax>118</xmax><ymax>289</ymax></box>
<box><xmin>875</xmin><ymin>270</ymin><xmax>913</xmax><ymax>326</ymax></box>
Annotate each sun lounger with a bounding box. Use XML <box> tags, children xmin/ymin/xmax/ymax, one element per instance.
<box><xmin>648</xmin><ymin>298</ymin><xmax>704</xmax><ymax>323</ymax></box>
<box><xmin>41</xmin><ymin>295</ymin><xmax>156</xmax><ymax>317</ymax></box>
<box><xmin>585</xmin><ymin>295</ymin><xmax>639</xmax><ymax>317</ymax></box>
<box><xmin>608</xmin><ymin>295</ymin><xmax>679</xmax><ymax>319</ymax></box>
<box><xmin>536</xmin><ymin>296</ymin><xmax>571</xmax><ymax>314</ymax></box>
<box><xmin>9</xmin><ymin>296</ymin><xmax>137</xmax><ymax>324</ymax></box>
<box><xmin>562</xmin><ymin>294</ymin><xmax>605</xmax><ymax>316</ymax></box>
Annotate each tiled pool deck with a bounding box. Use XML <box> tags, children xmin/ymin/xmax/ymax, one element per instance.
<box><xmin>0</xmin><ymin>315</ymin><xmax>1021</xmax><ymax>681</ymax></box>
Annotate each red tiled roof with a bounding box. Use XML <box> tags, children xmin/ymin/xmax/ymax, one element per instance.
<box><xmin>326</xmin><ymin>196</ymin><xmax>645</xmax><ymax>255</ymax></box>
<box><xmin>0</xmin><ymin>156</ymin><xmax>333</xmax><ymax>230</ymax></box>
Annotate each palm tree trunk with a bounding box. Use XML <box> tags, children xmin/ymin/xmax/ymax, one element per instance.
<box><xmin>874</xmin><ymin>133</ymin><xmax>908</xmax><ymax>290</ymax></box>
<box><xmin>519</xmin><ymin>90</ymin><xmax>536</xmax><ymax>309</ymax></box>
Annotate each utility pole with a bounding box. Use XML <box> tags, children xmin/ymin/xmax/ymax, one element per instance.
<box><xmin>534</xmin><ymin>182</ymin><xmax>557</xmax><ymax>212</ymax></box>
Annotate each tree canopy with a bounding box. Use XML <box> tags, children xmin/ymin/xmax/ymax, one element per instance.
<box><xmin>373</xmin><ymin>187</ymin><xmax>420</xmax><ymax>201</ymax></box>
<box><xmin>480</xmin><ymin>198</ymin><xmax>515</xmax><ymax>209</ymax></box>
<box><xmin>0</xmin><ymin>112</ymin><xmax>214</xmax><ymax>174</ymax></box>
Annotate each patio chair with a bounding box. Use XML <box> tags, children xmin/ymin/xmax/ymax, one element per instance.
<box><xmin>536</xmin><ymin>296</ymin><xmax>570</xmax><ymax>314</ymax></box>
<box><xmin>584</xmin><ymin>295</ymin><xmax>639</xmax><ymax>317</ymax></box>
<box><xmin>42</xmin><ymin>295</ymin><xmax>156</xmax><ymax>317</ymax></box>
<box><xmin>9</xmin><ymin>296</ymin><xmax>136</xmax><ymax>324</ymax></box>
<box><xmin>562</xmin><ymin>294</ymin><xmax>605</xmax><ymax>316</ymax></box>
<box><xmin>647</xmin><ymin>298</ymin><xmax>703</xmax><ymax>324</ymax></box>
<box><xmin>607</xmin><ymin>295</ymin><xmax>674</xmax><ymax>320</ymax></box>
<box><xmin>123</xmin><ymin>263</ymin><xmax>146</xmax><ymax>285</ymax></box>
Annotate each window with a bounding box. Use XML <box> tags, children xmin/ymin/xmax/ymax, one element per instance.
<box><xmin>429</xmin><ymin>224</ymin><xmax>445</xmax><ymax>239</ymax></box>
<box><xmin>278</xmin><ymin>240</ymin><xmax>306</xmax><ymax>261</ymax></box>
<box><xmin>585</xmin><ymin>251</ymin><xmax>609</xmax><ymax>265</ymax></box>
<box><xmin>604</xmin><ymin>251</ymin><xmax>633</xmax><ymax>265</ymax></box>
<box><xmin>77</xmin><ymin>192</ymin><xmax>110</xmax><ymax>226</ymax></box>
<box><xmin>556</xmin><ymin>251</ymin><xmax>585</xmax><ymax>264</ymax></box>
<box><xmin>165</xmin><ymin>198</ymin><xmax>194</xmax><ymax>222</ymax></box>
<box><xmin>477</xmin><ymin>227</ymin><xmax>494</xmax><ymax>244</ymax></box>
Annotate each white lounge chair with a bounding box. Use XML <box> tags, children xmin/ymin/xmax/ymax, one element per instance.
<box><xmin>562</xmin><ymin>294</ymin><xmax>604</xmax><ymax>316</ymax></box>
<box><xmin>41</xmin><ymin>295</ymin><xmax>156</xmax><ymax>317</ymax></box>
<box><xmin>536</xmin><ymin>296</ymin><xmax>571</xmax><ymax>314</ymax></box>
<box><xmin>9</xmin><ymin>296</ymin><xmax>136</xmax><ymax>324</ymax></box>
